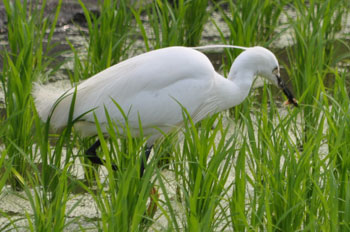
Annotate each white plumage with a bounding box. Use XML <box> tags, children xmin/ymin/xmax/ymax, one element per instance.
<box><xmin>33</xmin><ymin>45</ymin><xmax>296</xmax><ymax>145</ymax></box>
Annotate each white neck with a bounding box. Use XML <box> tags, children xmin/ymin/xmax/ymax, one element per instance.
<box><xmin>228</xmin><ymin>68</ymin><xmax>255</xmax><ymax>96</ymax></box>
<box><xmin>210</xmin><ymin>46</ymin><xmax>278</xmax><ymax>113</ymax></box>
<box><xmin>213</xmin><ymin>69</ymin><xmax>255</xmax><ymax>112</ymax></box>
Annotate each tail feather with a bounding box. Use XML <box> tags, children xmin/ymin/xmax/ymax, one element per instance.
<box><xmin>32</xmin><ymin>83</ymin><xmax>67</xmax><ymax>128</ymax></box>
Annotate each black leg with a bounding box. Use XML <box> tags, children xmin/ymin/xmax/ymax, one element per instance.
<box><xmin>140</xmin><ymin>145</ymin><xmax>153</xmax><ymax>177</ymax></box>
<box><xmin>86</xmin><ymin>140</ymin><xmax>102</xmax><ymax>165</ymax></box>
<box><xmin>85</xmin><ymin>139</ymin><xmax>117</xmax><ymax>170</ymax></box>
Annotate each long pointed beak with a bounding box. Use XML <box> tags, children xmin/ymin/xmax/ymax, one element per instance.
<box><xmin>276</xmin><ymin>75</ymin><xmax>298</xmax><ymax>107</ymax></box>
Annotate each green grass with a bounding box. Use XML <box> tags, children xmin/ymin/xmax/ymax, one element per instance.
<box><xmin>172</xmin><ymin>112</ymin><xmax>236</xmax><ymax>231</ymax></box>
<box><xmin>69</xmin><ymin>0</ymin><xmax>134</xmax><ymax>81</ymax></box>
<box><xmin>0</xmin><ymin>0</ymin><xmax>62</xmax><ymax>190</ymax></box>
<box><xmin>133</xmin><ymin>0</ymin><xmax>210</xmax><ymax>50</ymax></box>
<box><xmin>75</xmin><ymin>111</ymin><xmax>158</xmax><ymax>231</ymax></box>
<box><xmin>215</xmin><ymin>0</ymin><xmax>289</xmax><ymax>49</ymax></box>
<box><xmin>0</xmin><ymin>0</ymin><xmax>350</xmax><ymax>231</ymax></box>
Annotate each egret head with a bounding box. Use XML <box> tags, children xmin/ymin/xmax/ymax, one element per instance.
<box><xmin>237</xmin><ymin>46</ymin><xmax>298</xmax><ymax>106</ymax></box>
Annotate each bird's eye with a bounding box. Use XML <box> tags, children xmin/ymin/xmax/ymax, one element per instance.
<box><xmin>272</xmin><ymin>67</ymin><xmax>279</xmax><ymax>75</ymax></box>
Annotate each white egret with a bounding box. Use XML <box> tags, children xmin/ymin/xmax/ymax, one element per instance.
<box><xmin>33</xmin><ymin>45</ymin><xmax>297</xmax><ymax>174</ymax></box>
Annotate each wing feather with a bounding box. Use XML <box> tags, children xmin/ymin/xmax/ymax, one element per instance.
<box><xmin>50</xmin><ymin>47</ymin><xmax>217</xmax><ymax>137</ymax></box>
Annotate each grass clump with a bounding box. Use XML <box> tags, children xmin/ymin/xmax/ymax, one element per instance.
<box><xmin>0</xmin><ymin>111</ymin><xmax>79</xmax><ymax>231</ymax></box>
<box><xmin>70</xmin><ymin>0</ymin><xmax>134</xmax><ymax>81</ymax></box>
<box><xmin>0</xmin><ymin>0</ymin><xmax>62</xmax><ymax>190</ymax></box>
<box><xmin>323</xmin><ymin>72</ymin><xmax>350</xmax><ymax>230</ymax></box>
<box><xmin>286</xmin><ymin>0</ymin><xmax>346</xmax><ymax>102</ymax></box>
<box><xmin>79</xmin><ymin>108</ymin><xmax>158</xmax><ymax>231</ymax></box>
<box><xmin>156</xmin><ymin>112</ymin><xmax>237</xmax><ymax>231</ymax></box>
<box><xmin>215</xmin><ymin>0</ymin><xmax>289</xmax><ymax>49</ymax></box>
<box><xmin>134</xmin><ymin>0</ymin><xmax>210</xmax><ymax>50</ymax></box>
